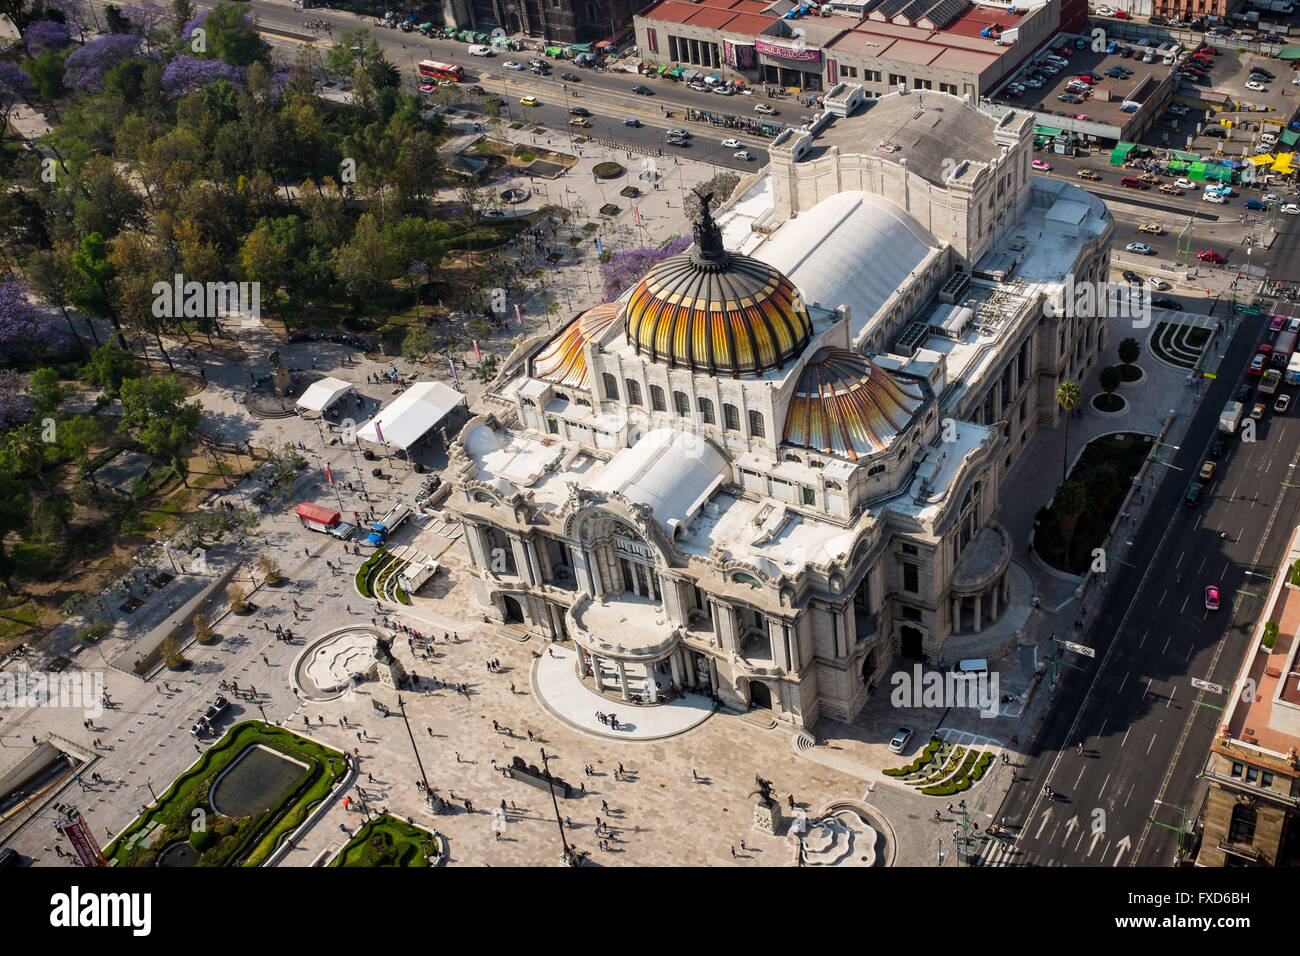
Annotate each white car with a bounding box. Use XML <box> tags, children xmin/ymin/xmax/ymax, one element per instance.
<box><xmin>1147</xmin><ymin>276</ymin><xmax>1171</xmax><ymax>290</ymax></box>
<box><xmin>721</xmin><ymin>138</ymin><xmax>741</xmax><ymax>148</ymax></box>
<box><xmin>1175</xmin><ymin>178</ymin><xmax>1197</xmax><ymax>189</ymax></box>
<box><xmin>1282</xmin><ymin>204</ymin><xmax>1300</xmax><ymax>215</ymax></box>
<box><xmin>889</xmin><ymin>727</ymin><xmax>914</xmax><ymax>754</ymax></box>
<box><xmin>1262</xmin><ymin>193</ymin><xmax>1282</xmax><ymax>204</ymax></box>
<box><xmin>1125</xmin><ymin>242</ymin><xmax>1153</xmax><ymax>254</ymax></box>
<box><xmin>1168</xmin><ymin>104</ymin><xmax>1189</xmax><ymax>116</ymax></box>
<box><xmin>503</xmin><ymin>60</ymin><xmax>524</xmax><ymax>71</ymax></box>
<box><xmin>1025</xmin><ymin>78</ymin><xmax>1044</xmax><ymax>88</ymax></box>
<box><xmin>754</xmin><ymin>103</ymin><xmax>776</xmax><ymax>114</ymax></box>
<box><xmin>734</xmin><ymin>150</ymin><xmax>752</xmax><ymax>160</ymax></box>
<box><xmin>1246</xmin><ymin>80</ymin><xmax>1267</xmax><ymax>92</ymax></box>
<box><xmin>1203</xmin><ymin>192</ymin><xmax>1228</xmax><ymax>204</ymax></box>
<box><xmin>666</xmin><ymin>128</ymin><xmax>690</xmax><ymax>138</ymax></box>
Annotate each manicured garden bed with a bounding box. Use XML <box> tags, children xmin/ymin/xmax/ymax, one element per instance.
<box><xmin>105</xmin><ymin>722</ymin><xmax>345</xmax><ymax>868</ymax></box>
<box><xmin>330</xmin><ymin>814</ymin><xmax>440</xmax><ymax>867</ymax></box>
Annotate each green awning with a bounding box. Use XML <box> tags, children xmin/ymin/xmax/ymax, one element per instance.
<box><xmin>667</xmin><ymin>66</ymin><xmax>684</xmax><ymax>77</ymax></box>
<box><xmin>1281</xmin><ymin>129</ymin><xmax>1300</xmax><ymax>147</ymax></box>
<box><xmin>1171</xmin><ymin>151</ymin><xmax>1200</xmax><ymax>162</ymax></box>
<box><xmin>1277</xmin><ymin>46</ymin><xmax>1300</xmax><ymax>59</ymax></box>
<box><xmin>418</xmin><ymin>23</ymin><xmax>432</xmax><ymax>30</ymax></box>
<box><xmin>568</xmin><ymin>43</ymin><xmax>592</xmax><ymax>53</ymax></box>
<box><xmin>1203</xmin><ymin>165</ymin><xmax>1233</xmax><ymax>181</ymax></box>
<box><xmin>1034</xmin><ymin>125</ymin><xmax>1063</xmax><ymax>137</ymax></box>
<box><xmin>545</xmin><ymin>47</ymin><xmax>562</xmax><ymax>56</ymax></box>
<box><xmin>1168</xmin><ymin>161</ymin><xmax>1189</xmax><ymax>172</ymax></box>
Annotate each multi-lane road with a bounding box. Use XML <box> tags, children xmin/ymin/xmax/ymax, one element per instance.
<box><xmin>979</xmin><ymin>306</ymin><xmax>1300</xmax><ymax>866</ymax></box>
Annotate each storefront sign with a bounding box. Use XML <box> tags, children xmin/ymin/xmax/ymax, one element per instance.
<box><xmin>724</xmin><ymin>41</ymin><xmax>756</xmax><ymax>69</ymax></box>
<box><xmin>755</xmin><ymin>38</ymin><xmax>821</xmax><ymax>63</ymax></box>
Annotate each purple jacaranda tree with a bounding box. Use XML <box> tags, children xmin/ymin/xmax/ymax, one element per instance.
<box><xmin>48</xmin><ymin>0</ymin><xmax>100</xmax><ymax>42</ymax></box>
<box><xmin>599</xmin><ymin>235</ymin><xmax>691</xmax><ymax>301</ymax></box>
<box><xmin>181</xmin><ymin>8</ymin><xmax>209</xmax><ymax>43</ymax></box>
<box><xmin>64</xmin><ymin>34</ymin><xmax>145</xmax><ymax>91</ymax></box>
<box><xmin>0</xmin><ymin>64</ymin><xmax>33</xmax><ymax>143</ymax></box>
<box><xmin>0</xmin><ymin>280</ymin><xmax>69</xmax><ymax>363</ymax></box>
<box><xmin>24</xmin><ymin>20</ymin><xmax>73</xmax><ymax>56</ymax></box>
<box><xmin>122</xmin><ymin>0</ymin><xmax>168</xmax><ymax>50</ymax></box>
<box><xmin>0</xmin><ymin>370</ymin><xmax>31</xmax><ymax>429</ymax></box>
<box><xmin>161</xmin><ymin>54</ymin><xmax>242</xmax><ymax>96</ymax></box>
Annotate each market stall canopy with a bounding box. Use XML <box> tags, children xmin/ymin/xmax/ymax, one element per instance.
<box><xmin>357</xmin><ymin>381</ymin><xmax>465</xmax><ymax>450</ymax></box>
<box><xmin>296</xmin><ymin>376</ymin><xmax>352</xmax><ymax>412</ymax></box>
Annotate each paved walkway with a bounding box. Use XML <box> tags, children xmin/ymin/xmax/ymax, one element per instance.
<box><xmin>532</xmin><ymin>645</ymin><xmax>715</xmax><ymax>740</ymax></box>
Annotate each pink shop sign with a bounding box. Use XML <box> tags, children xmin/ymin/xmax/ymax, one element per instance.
<box><xmin>754</xmin><ymin>38</ymin><xmax>822</xmax><ymax>63</ymax></box>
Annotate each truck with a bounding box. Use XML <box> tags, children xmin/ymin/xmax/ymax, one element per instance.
<box><xmin>364</xmin><ymin>503</ymin><xmax>412</xmax><ymax>546</ymax></box>
<box><xmin>1287</xmin><ymin>352</ymin><xmax>1300</xmax><ymax>386</ymax></box>
<box><xmin>1219</xmin><ymin>400</ymin><xmax>1244</xmax><ymax>434</ymax></box>
<box><xmin>1259</xmin><ymin>368</ymin><xmax>1282</xmax><ymax>395</ymax></box>
<box><xmin>1271</xmin><ymin>329</ymin><xmax>1297</xmax><ymax>369</ymax></box>
<box><xmin>397</xmin><ymin>559</ymin><xmax>440</xmax><ymax>593</ymax></box>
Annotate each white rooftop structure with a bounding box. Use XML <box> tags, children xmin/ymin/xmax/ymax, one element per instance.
<box><xmin>583</xmin><ymin>428</ymin><xmax>729</xmax><ymax>532</ymax></box>
<box><xmin>358</xmin><ymin>381</ymin><xmax>464</xmax><ymax>450</ymax></box>
<box><xmin>296</xmin><ymin>376</ymin><xmax>352</xmax><ymax>412</ymax></box>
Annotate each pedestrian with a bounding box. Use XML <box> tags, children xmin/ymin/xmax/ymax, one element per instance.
<box><xmin>455</xmin><ymin>752</ymin><xmax>461</xmax><ymax>763</ymax></box>
<box><xmin>356</xmin><ymin>732</ymin><xmax>362</xmax><ymax>743</ymax></box>
<box><xmin>739</xmin><ymin>838</ymin><xmax>747</xmax><ymax>851</ymax></box>
<box><xmin>339</xmin><ymin>824</ymin><xmax>348</xmax><ymax>833</ymax></box>
<box><xmin>304</xmin><ymin>547</ymin><xmax>309</xmax><ymax>556</ymax></box>
<box><xmin>935</xmin><ymin>809</ymin><xmax>941</xmax><ymax>820</ymax></box>
<box><xmin>510</xmin><ymin>682</ymin><xmax>516</xmax><ymax>694</ymax></box>
<box><xmin>947</xmin><ymin>803</ymin><xmax>953</xmax><ymax>812</ymax></box>
<box><xmin>730</xmin><ymin>845</ymin><xmax>736</xmax><ymax>858</ymax></box>
<box><xmin>427</xmin><ymin>726</ymin><xmax>432</xmax><ymax>736</ymax></box>
<box><xmin>262</xmin><ymin>655</ymin><xmax>269</xmax><ymax>666</ymax></box>
<box><xmin>601</xmin><ymin>800</ymin><xmax>609</xmax><ymax>814</ymax></box>
<box><xmin>304</xmin><ymin>717</ymin><xmax>310</xmax><ymax>727</ymax></box>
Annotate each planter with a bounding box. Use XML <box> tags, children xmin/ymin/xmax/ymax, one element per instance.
<box><xmin>266</xmin><ymin>576</ymin><xmax>288</xmax><ymax>587</ymax></box>
<box><xmin>1117</xmin><ymin>364</ymin><xmax>1146</xmax><ymax>389</ymax></box>
<box><xmin>231</xmin><ymin>604</ymin><xmax>253</xmax><ymax>615</ymax></box>
<box><xmin>1090</xmin><ymin>393</ymin><xmax>1128</xmax><ymax>417</ymax></box>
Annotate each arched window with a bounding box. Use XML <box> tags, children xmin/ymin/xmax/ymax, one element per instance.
<box><xmin>650</xmin><ymin>385</ymin><xmax>666</xmax><ymax>411</ymax></box>
<box><xmin>723</xmin><ymin>403</ymin><xmax>740</xmax><ymax>431</ymax></box>
<box><xmin>673</xmin><ymin>390</ymin><xmax>689</xmax><ymax>416</ymax></box>
<box><xmin>698</xmin><ymin>397</ymin><xmax>715</xmax><ymax>424</ymax></box>
<box><xmin>748</xmin><ymin>410</ymin><xmax>765</xmax><ymax>438</ymax></box>
<box><xmin>602</xmin><ymin>372</ymin><xmax>619</xmax><ymax>402</ymax></box>
<box><xmin>625</xmin><ymin>379</ymin><xmax>643</xmax><ymax>406</ymax></box>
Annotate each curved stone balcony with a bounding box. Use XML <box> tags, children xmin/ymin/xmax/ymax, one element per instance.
<box><xmin>567</xmin><ymin>592</ymin><xmax>682</xmax><ymax>662</ymax></box>
<box><xmin>951</xmin><ymin>521</ymin><xmax>1012</xmax><ymax>595</ymax></box>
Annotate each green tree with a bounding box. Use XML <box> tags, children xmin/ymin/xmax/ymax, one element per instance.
<box><xmin>401</xmin><ymin>326</ymin><xmax>438</xmax><ymax>363</ymax></box>
<box><xmin>28</xmin><ymin>368</ymin><xmax>69</xmax><ymax>414</ymax></box>
<box><xmin>1053</xmin><ymin>479</ymin><xmax>1089</xmax><ymax>564</ymax></box>
<box><xmin>81</xmin><ymin>342</ymin><xmax>140</xmax><ymax>396</ymax></box>
<box><xmin>25</xmin><ymin>246</ymin><xmax>96</xmax><ymax>348</ymax></box>
<box><xmin>171</xmin><ymin>0</ymin><xmax>195</xmax><ymax>40</ymax></box>
<box><xmin>0</xmin><ymin>465</ymin><xmax>29</xmax><ymax>592</ymax></box>
<box><xmin>57</xmin><ymin>415</ymin><xmax>103</xmax><ymax>472</ymax></box>
<box><xmin>1099</xmin><ymin>365</ymin><xmax>1121</xmax><ymax>399</ymax></box>
<box><xmin>206</xmin><ymin>2</ymin><xmax>272</xmax><ymax>67</ymax></box>
<box><xmin>119</xmin><ymin>374</ymin><xmax>201</xmax><ymax>459</ymax></box>
<box><xmin>1117</xmin><ymin>336</ymin><xmax>1141</xmax><ymax>379</ymax></box>
<box><xmin>1055</xmin><ymin>380</ymin><xmax>1082</xmax><ymax>484</ymax></box>
<box><xmin>4</xmin><ymin>422</ymin><xmax>54</xmax><ymax>496</ymax></box>
<box><xmin>1083</xmin><ymin>464</ymin><xmax>1117</xmax><ymax>509</ymax></box>
<box><xmin>25</xmin><ymin>51</ymin><xmax>66</xmax><ymax>102</ymax></box>
<box><xmin>69</xmin><ymin>234</ymin><xmax>119</xmax><ymax>345</ymax></box>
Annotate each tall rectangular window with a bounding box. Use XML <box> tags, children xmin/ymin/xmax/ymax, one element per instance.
<box><xmin>602</xmin><ymin>372</ymin><xmax>618</xmax><ymax>402</ymax></box>
<box><xmin>650</xmin><ymin>385</ymin><xmax>666</xmax><ymax>411</ymax></box>
<box><xmin>748</xmin><ymin>410</ymin><xmax>764</xmax><ymax>438</ymax></box>
<box><xmin>646</xmin><ymin>28</ymin><xmax>658</xmax><ymax>54</ymax></box>
<box><xmin>626</xmin><ymin>379</ymin><xmax>642</xmax><ymax>406</ymax></box>
<box><xmin>723</xmin><ymin>403</ymin><xmax>740</xmax><ymax>431</ymax></box>
<box><xmin>673</xmin><ymin>390</ymin><xmax>689</xmax><ymax>416</ymax></box>
<box><xmin>901</xmin><ymin>561</ymin><xmax>919</xmax><ymax>593</ymax></box>
<box><xmin>698</xmin><ymin>397</ymin><xmax>715</xmax><ymax>424</ymax></box>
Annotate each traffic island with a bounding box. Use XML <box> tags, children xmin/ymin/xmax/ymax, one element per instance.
<box><xmin>330</xmin><ymin>814</ymin><xmax>444</xmax><ymax>867</ymax></box>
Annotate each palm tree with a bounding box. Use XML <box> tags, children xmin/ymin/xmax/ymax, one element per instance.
<box><xmin>1056</xmin><ymin>380</ymin><xmax>1082</xmax><ymax>483</ymax></box>
<box><xmin>1054</xmin><ymin>479</ymin><xmax>1089</xmax><ymax>567</ymax></box>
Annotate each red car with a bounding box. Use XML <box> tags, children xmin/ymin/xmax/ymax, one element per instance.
<box><xmin>1114</xmin><ymin>9</ymin><xmax>1130</xmax><ymax>17</ymax></box>
<box><xmin>1197</xmin><ymin>250</ymin><xmax>1223</xmax><ymax>263</ymax></box>
<box><xmin>1205</xmin><ymin>586</ymin><xmax>1220</xmax><ymax>611</ymax></box>
<box><xmin>1271</xmin><ymin>314</ymin><xmax>1287</xmax><ymax>331</ymax></box>
<box><xmin>1200</xmin><ymin>44</ymin><xmax>1219</xmax><ymax>54</ymax></box>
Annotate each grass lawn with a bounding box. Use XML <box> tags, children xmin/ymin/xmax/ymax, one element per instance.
<box><xmin>1034</xmin><ymin>433</ymin><xmax>1154</xmax><ymax>574</ymax></box>
<box><xmin>106</xmin><ymin>722</ymin><xmax>345</xmax><ymax>868</ymax></box>
<box><xmin>330</xmin><ymin>814</ymin><xmax>440</xmax><ymax>867</ymax></box>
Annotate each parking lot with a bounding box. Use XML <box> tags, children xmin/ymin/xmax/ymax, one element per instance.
<box><xmin>1000</xmin><ymin>40</ymin><xmax>1174</xmax><ymax>128</ymax></box>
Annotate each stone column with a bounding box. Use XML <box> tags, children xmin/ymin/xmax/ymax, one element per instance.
<box><xmin>682</xmin><ymin>650</ymin><xmax>696</xmax><ymax>686</ymax></box>
<box><xmin>574</xmin><ymin>644</ymin><xmax>587</xmax><ymax>673</ymax></box>
<box><xmin>670</xmin><ymin>650</ymin><xmax>683</xmax><ymax>686</ymax></box>
<box><xmin>646</xmin><ymin>664</ymin><xmax>658</xmax><ymax>702</ymax></box>
<box><xmin>709</xmin><ymin>657</ymin><xmax>719</xmax><ymax>693</ymax></box>
<box><xmin>628</xmin><ymin>560</ymin><xmax>641</xmax><ymax>597</ymax></box>
<box><xmin>990</xmin><ymin>583</ymin><xmax>999</xmax><ymax>621</ymax></box>
<box><xmin>643</xmin><ymin>565</ymin><xmax>656</xmax><ymax>602</ymax></box>
<box><xmin>973</xmin><ymin>594</ymin><xmax>983</xmax><ymax>634</ymax></box>
<box><xmin>590</xmin><ymin>654</ymin><xmax>602</xmax><ymax>690</ymax></box>
<box><xmin>586</xmin><ymin>549</ymin><xmax>602</xmax><ymax>595</ymax></box>
<box><xmin>1002</xmin><ymin>573</ymin><xmax>1011</xmax><ymax>604</ymax></box>
<box><xmin>952</xmin><ymin>596</ymin><xmax>962</xmax><ymax>634</ymax></box>
<box><xmin>660</xmin><ymin>574</ymin><xmax>680</xmax><ymax>622</ymax></box>
<box><xmin>616</xmin><ymin>661</ymin><xmax>630</xmax><ymax>700</ymax></box>
<box><xmin>510</xmin><ymin>537</ymin><xmax>532</xmax><ymax>585</ymax></box>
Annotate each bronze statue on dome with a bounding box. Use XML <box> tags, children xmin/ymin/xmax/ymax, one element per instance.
<box><xmin>690</xmin><ymin>187</ymin><xmax>726</xmax><ymax>263</ymax></box>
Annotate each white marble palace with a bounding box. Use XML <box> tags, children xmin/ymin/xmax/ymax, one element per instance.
<box><xmin>444</xmin><ymin>86</ymin><xmax>1115</xmax><ymax>728</ymax></box>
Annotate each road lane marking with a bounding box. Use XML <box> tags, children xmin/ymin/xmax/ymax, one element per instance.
<box><xmin>1121</xmin><ymin>725</ymin><xmax>1132</xmax><ymax>748</ymax></box>
<box><xmin>1100</xmin><ymin>773</ymin><xmax>1111</xmax><ymax>797</ymax></box>
<box><xmin>1166</xmin><ymin>684</ymin><xmax>1177</xmax><ymax>709</ymax></box>
<box><xmin>1147</xmin><ymin>732</ymin><xmax>1157</xmax><ymax>754</ymax></box>
<box><xmin>1163</xmin><ymin>635</ymin><xmax>1172</xmax><ymax>653</ymax></box>
<box><xmin>1117</xmin><ymin>671</ymin><xmax>1129</xmax><ymax>694</ymax></box>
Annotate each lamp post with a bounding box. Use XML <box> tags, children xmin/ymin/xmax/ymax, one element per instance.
<box><xmin>539</xmin><ymin>747</ymin><xmax>578</xmax><ymax>866</ymax></box>
<box><xmin>396</xmin><ymin>694</ymin><xmax>437</xmax><ymax>813</ymax></box>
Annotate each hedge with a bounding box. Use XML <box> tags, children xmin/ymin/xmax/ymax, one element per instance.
<box><xmin>882</xmin><ymin>736</ymin><xmax>943</xmax><ymax>776</ymax></box>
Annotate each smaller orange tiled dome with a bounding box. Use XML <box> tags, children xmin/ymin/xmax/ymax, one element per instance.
<box><xmin>531</xmin><ymin>303</ymin><xmax>619</xmax><ymax>389</ymax></box>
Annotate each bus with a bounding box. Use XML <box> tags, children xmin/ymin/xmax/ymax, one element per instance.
<box><xmin>417</xmin><ymin>60</ymin><xmax>464</xmax><ymax>83</ymax></box>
